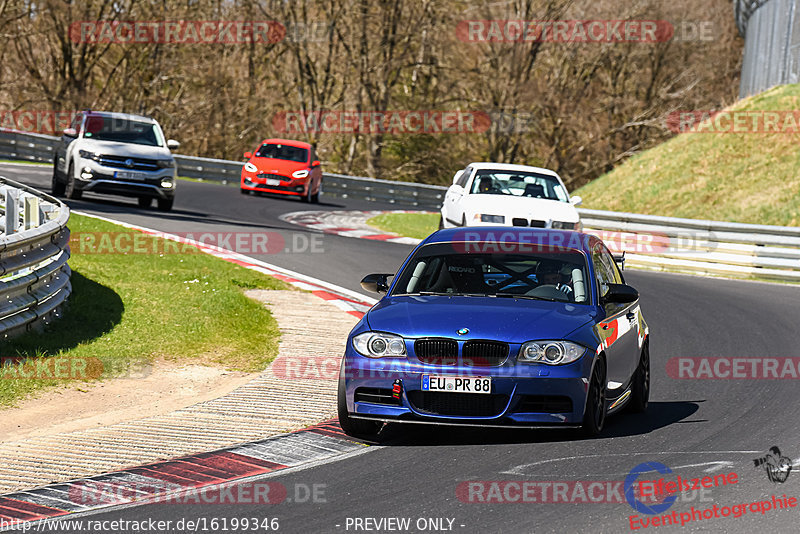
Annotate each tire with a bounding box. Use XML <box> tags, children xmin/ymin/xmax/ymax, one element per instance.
<box><xmin>582</xmin><ymin>358</ymin><xmax>607</xmax><ymax>437</ymax></box>
<box><xmin>310</xmin><ymin>180</ymin><xmax>321</xmax><ymax>203</ymax></box>
<box><xmin>240</xmin><ymin>188</ymin><xmax>251</xmax><ymax>195</ymax></box>
<box><xmin>302</xmin><ymin>183</ymin><xmax>313</xmax><ymax>203</ymax></box>
<box><xmin>438</xmin><ymin>216</ymin><xmax>444</xmax><ymax>230</ymax></box>
<box><xmin>51</xmin><ymin>161</ymin><xmax>66</xmax><ymax>197</ymax></box>
<box><xmin>628</xmin><ymin>341</ymin><xmax>650</xmax><ymax>413</ymax></box>
<box><xmin>64</xmin><ymin>161</ymin><xmax>82</xmax><ymax>200</ymax></box>
<box><xmin>337</xmin><ymin>361</ymin><xmax>382</xmax><ymax>439</ymax></box>
<box><xmin>138</xmin><ymin>197</ymin><xmax>153</xmax><ymax>209</ymax></box>
<box><xmin>157</xmin><ymin>198</ymin><xmax>174</xmax><ymax>212</ymax></box>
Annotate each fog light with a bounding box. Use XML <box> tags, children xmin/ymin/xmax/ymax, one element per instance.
<box><xmin>161</xmin><ymin>179</ymin><xmax>174</xmax><ymax>189</ymax></box>
<box><xmin>79</xmin><ymin>167</ymin><xmax>93</xmax><ymax>180</ymax></box>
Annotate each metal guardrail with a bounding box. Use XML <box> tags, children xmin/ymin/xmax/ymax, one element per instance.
<box><xmin>0</xmin><ymin>175</ymin><xmax>71</xmax><ymax>339</ymax></box>
<box><xmin>579</xmin><ymin>208</ymin><xmax>800</xmax><ymax>282</ymax></box>
<box><xmin>2</xmin><ymin>128</ymin><xmax>799</xmax><ymax>282</ymax></box>
<box><xmin>0</xmin><ymin>130</ymin><xmax>447</xmax><ymax>209</ymax></box>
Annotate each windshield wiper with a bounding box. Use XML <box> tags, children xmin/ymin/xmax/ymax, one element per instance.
<box><xmin>495</xmin><ymin>292</ymin><xmax>561</xmax><ymax>302</ymax></box>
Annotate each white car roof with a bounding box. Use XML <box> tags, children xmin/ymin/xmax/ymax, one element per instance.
<box><xmin>466</xmin><ymin>162</ymin><xmax>561</xmax><ymax>178</ymax></box>
<box><xmin>84</xmin><ymin>111</ymin><xmax>158</xmax><ymax>124</ymax></box>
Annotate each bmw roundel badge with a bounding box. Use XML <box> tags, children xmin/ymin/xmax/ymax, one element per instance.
<box><xmin>457</xmin><ymin>328</ymin><xmax>469</xmax><ymax>335</ymax></box>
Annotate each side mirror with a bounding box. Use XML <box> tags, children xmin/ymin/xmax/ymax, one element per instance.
<box><xmin>360</xmin><ymin>273</ymin><xmax>393</xmax><ymax>294</ymax></box>
<box><xmin>167</xmin><ymin>139</ymin><xmax>180</xmax><ymax>150</ymax></box>
<box><xmin>311</xmin><ymin>160</ymin><xmax>321</xmax><ymax>167</ymax></box>
<box><xmin>243</xmin><ymin>151</ymin><xmax>252</xmax><ymax>159</ymax></box>
<box><xmin>570</xmin><ymin>195</ymin><xmax>583</xmax><ymax>206</ymax></box>
<box><xmin>601</xmin><ymin>283</ymin><xmax>638</xmax><ymax>304</ymax></box>
<box><xmin>63</xmin><ymin>128</ymin><xmax>78</xmax><ymax>138</ymax></box>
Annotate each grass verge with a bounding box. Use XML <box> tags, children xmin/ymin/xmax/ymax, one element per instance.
<box><xmin>573</xmin><ymin>84</ymin><xmax>800</xmax><ymax>226</ymax></box>
<box><xmin>0</xmin><ymin>213</ymin><xmax>289</xmax><ymax>406</ymax></box>
<box><xmin>366</xmin><ymin>212</ymin><xmax>439</xmax><ymax>240</ymax></box>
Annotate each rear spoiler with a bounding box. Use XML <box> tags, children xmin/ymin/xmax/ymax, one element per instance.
<box><xmin>613</xmin><ymin>251</ymin><xmax>626</xmax><ymax>271</ymax></box>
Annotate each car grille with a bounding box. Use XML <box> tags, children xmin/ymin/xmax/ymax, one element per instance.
<box><xmin>407</xmin><ymin>391</ymin><xmax>508</xmax><ymax>417</ymax></box>
<box><xmin>530</xmin><ymin>220</ymin><xmax>547</xmax><ymax>228</ymax></box>
<box><xmin>462</xmin><ymin>340</ymin><xmax>509</xmax><ymax>367</ymax></box>
<box><xmin>97</xmin><ymin>155</ymin><xmax>159</xmax><ymax>171</ymax></box>
<box><xmin>257</xmin><ymin>173</ymin><xmax>288</xmax><ymax>181</ymax></box>
<box><xmin>511</xmin><ymin>218</ymin><xmax>547</xmax><ymax>228</ymax></box>
<box><xmin>354</xmin><ymin>387</ymin><xmax>399</xmax><ymax>405</ymax></box>
<box><xmin>414</xmin><ymin>338</ymin><xmax>458</xmax><ymax>365</ymax></box>
<box><xmin>516</xmin><ymin>395</ymin><xmax>573</xmax><ymax>413</ymax></box>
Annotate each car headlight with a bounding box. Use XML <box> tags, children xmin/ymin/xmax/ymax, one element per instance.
<box><xmin>244</xmin><ymin>162</ymin><xmax>258</xmax><ymax>173</ymax></box>
<box><xmin>156</xmin><ymin>158</ymin><xmax>175</xmax><ymax>168</ymax></box>
<box><xmin>78</xmin><ymin>149</ymin><xmax>97</xmax><ymax>161</ymax></box>
<box><xmin>353</xmin><ymin>332</ymin><xmax>406</xmax><ymax>358</ymax></box>
<box><xmin>476</xmin><ymin>214</ymin><xmax>505</xmax><ymax>223</ymax></box>
<box><xmin>517</xmin><ymin>341</ymin><xmax>587</xmax><ymax>365</ymax></box>
<box><xmin>292</xmin><ymin>169</ymin><xmax>310</xmax><ymax>179</ymax></box>
<box><xmin>551</xmin><ymin>221</ymin><xmax>577</xmax><ymax>230</ymax></box>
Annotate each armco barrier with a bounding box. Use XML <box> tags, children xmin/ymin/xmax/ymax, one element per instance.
<box><xmin>579</xmin><ymin>208</ymin><xmax>800</xmax><ymax>282</ymax></box>
<box><xmin>1</xmin><ymin>129</ymin><xmax>799</xmax><ymax>282</ymax></box>
<box><xmin>0</xmin><ymin>175</ymin><xmax>71</xmax><ymax>338</ymax></box>
<box><xmin>0</xmin><ymin>130</ymin><xmax>446</xmax><ymax>209</ymax></box>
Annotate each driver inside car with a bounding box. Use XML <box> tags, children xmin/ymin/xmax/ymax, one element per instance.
<box><xmin>535</xmin><ymin>260</ymin><xmax>573</xmax><ymax>298</ymax></box>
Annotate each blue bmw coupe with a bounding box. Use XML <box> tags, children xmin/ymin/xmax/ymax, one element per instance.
<box><xmin>338</xmin><ymin>227</ymin><xmax>650</xmax><ymax>439</ymax></box>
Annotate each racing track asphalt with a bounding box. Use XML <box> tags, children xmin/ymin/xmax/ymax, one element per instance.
<box><xmin>3</xmin><ymin>162</ymin><xmax>800</xmax><ymax>533</ymax></box>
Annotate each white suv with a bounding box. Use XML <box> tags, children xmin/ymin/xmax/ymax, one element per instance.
<box><xmin>52</xmin><ymin>111</ymin><xmax>180</xmax><ymax>211</ymax></box>
<box><xmin>440</xmin><ymin>162</ymin><xmax>582</xmax><ymax>229</ymax></box>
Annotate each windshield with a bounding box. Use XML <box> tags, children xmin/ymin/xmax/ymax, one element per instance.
<box><xmin>391</xmin><ymin>243</ymin><xmax>590</xmax><ymax>304</ymax></box>
<box><xmin>255</xmin><ymin>143</ymin><xmax>309</xmax><ymax>163</ymax></box>
<box><xmin>83</xmin><ymin>116</ymin><xmax>164</xmax><ymax>147</ymax></box>
<box><xmin>469</xmin><ymin>169</ymin><xmax>569</xmax><ymax>202</ymax></box>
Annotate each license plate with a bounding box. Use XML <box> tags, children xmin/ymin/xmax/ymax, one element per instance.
<box><xmin>114</xmin><ymin>171</ymin><xmax>147</xmax><ymax>180</ymax></box>
<box><xmin>266</xmin><ymin>178</ymin><xmax>281</xmax><ymax>185</ymax></box>
<box><xmin>422</xmin><ymin>375</ymin><xmax>491</xmax><ymax>394</ymax></box>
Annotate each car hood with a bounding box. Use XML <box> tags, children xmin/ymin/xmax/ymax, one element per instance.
<box><xmin>79</xmin><ymin>139</ymin><xmax>172</xmax><ymax>159</ymax></box>
<box><xmin>366</xmin><ymin>295</ymin><xmax>595</xmax><ymax>343</ymax></box>
<box><xmin>251</xmin><ymin>157</ymin><xmax>308</xmax><ymax>175</ymax></box>
<box><xmin>462</xmin><ymin>194</ymin><xmax>579</xmax><ymax>223</ymax></box>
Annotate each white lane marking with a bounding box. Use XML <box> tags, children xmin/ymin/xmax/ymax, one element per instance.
<box><xmin>72</xmin><ymin>210</ymin><xmax>378</xmax><ymax>306</ymax></box>
<box><xmin>502</xmin><ymin>451</ymin><xmax>762</xmax><ymax>476</ymax></box>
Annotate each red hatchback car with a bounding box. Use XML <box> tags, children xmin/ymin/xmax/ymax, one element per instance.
<box><xmin>240</xmin><ymin>138</ymin><xmax>322</xmax><ymax>202</ymax></box>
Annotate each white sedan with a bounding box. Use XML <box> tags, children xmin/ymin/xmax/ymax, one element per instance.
<box><xmin>439</xmin><ymin>162</ymin><xmax>582</xmax><ymax>229</ymax></box>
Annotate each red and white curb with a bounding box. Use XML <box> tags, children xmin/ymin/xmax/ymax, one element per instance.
<box><xmin>73</xmin><ymin>211</ymin><xmax>377</xmax><ymax>318</ymax></box>
<box><xmin>0</xmin><ymin>211</ymin><xmax>383</xmax><ymax>528</ymax></box>
<box><xmin>0</xmin><ymin>421</ymin><xmax>366</xmax><ymax>528</ymax></box>
<box><xmin>281</xmin><ymin>210</ymin><xmax>426</xmax><ymax>245</ymax></box>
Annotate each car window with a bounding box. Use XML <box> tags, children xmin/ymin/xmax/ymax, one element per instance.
<box><xmin>392</xmin><ymin>243</ymin><xmax>590</xmax><ymax>304</ymax></box>
<box><xmin>255</xmin><ymin>143</ymin><xmax>309</xmax><ymax>163</ymax></box>
<box><xmin>591</xmin><ymin>244</ymin><xmax>614</xmax><ymax>299</ymax></box>
<box><xmin>456</xmin><ymin>167</ymin><xmax>471</xmax><ymax>188</ymax></box>
<box><xmin>70</xmin><ymin>113</ymin><xmax>82</xmax><ymax>132</ymax></box>
<box><xmin>468</xmin><ymin>169</ymin><xmax>569</xmax><ymax>201</ymax></box>
<box><xmin>82</xmin><ymin>116</ymin><xmax>164</xmax><ymax>147</ymax></box>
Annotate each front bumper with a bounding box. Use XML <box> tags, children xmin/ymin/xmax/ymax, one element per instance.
<box><xmin>342</xmin><ymin>347</ymin><xmax>594</xmax><ymax>427</ymax></box>
<box><xmin>74</xmin><ymin>160</ymin><xmax>176</xmax><ymax>199</ymax></box>
<box><xmin>241</xmin><ymin>172</ymin><xmax>307</xmax><ymax>196</ymax></box>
